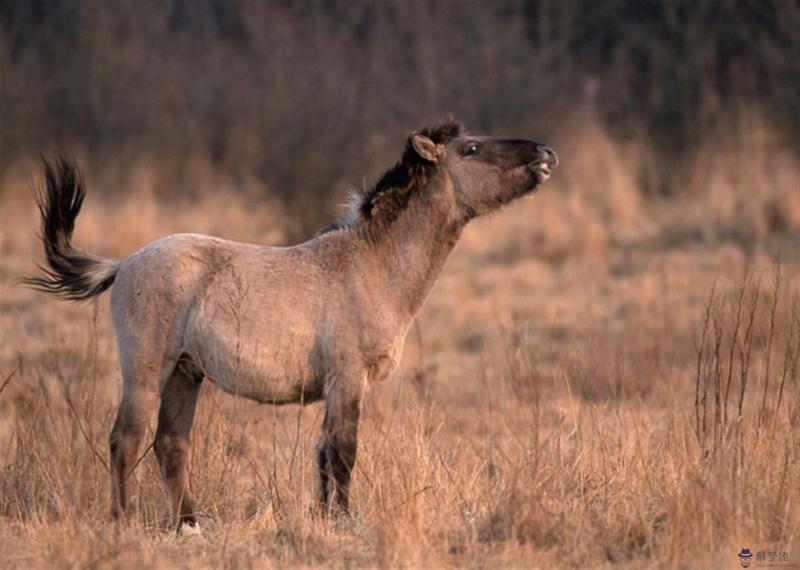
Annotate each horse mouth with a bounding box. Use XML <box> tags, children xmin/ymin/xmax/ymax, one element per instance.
<box><xmin>527</xmin><ymin>160</ymin><xmax>553</xmax><ymax>182</ymax></box>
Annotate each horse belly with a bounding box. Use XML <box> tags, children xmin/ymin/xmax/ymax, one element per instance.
<box><xmin>184</xmin><ymin>303</ymin><xmax>324</xmax><ymax>404</ymax></box>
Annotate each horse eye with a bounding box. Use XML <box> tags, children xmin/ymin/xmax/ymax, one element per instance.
<box><xmin>464</xmin><ymin>143</ymin><xmax>479</xmax><ymax>156</ymax></box>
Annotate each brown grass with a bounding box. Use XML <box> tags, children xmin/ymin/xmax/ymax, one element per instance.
<box><xmin>0</xmin><ymin>119</ymin><xmax>798</xmax><ymax>568</ymax></box>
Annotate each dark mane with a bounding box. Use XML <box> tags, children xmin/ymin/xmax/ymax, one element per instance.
<box><xmin>319</xmin><ymin>117</ymin><xmax>464</xmax><ymax>238</ymax></box>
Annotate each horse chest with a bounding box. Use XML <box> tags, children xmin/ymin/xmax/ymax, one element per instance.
<box><xmin>361</xmin><ymin>331</ymin><xmax>406</xmax><ymax>386</ymax></box>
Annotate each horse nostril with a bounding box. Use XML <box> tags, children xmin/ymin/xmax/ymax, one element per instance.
<box><xmin>537</xmin><ymin>144</ymin><xmax>558</xmax><ymax>167</ymax></box>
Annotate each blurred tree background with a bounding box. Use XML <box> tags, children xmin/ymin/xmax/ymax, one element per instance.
<box><xmin>0</xmin><ymin>0</ymin><xmax>797</xmax><ymax>235</ymax></box>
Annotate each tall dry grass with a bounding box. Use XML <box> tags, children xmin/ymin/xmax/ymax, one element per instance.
<box><xmin>0</xmin><ymin>119</ymin><xmax>797</xmax><ymax>568</ymax></box>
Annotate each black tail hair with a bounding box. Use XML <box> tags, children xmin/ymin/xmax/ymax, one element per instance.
<box><xmin>20</xmin><ymin>158</ymin><xmax>119</xmax><ymax>301</ymax></box>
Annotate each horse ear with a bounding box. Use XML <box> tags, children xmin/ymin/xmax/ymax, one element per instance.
<box><xmin>411</xmin><ymin>132</ymin><xmax>439</xmax><ymax>162</ymax></box>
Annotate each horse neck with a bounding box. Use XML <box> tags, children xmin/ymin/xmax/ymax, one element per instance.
<box><xmin>368</xmin><ymin>179</ymin><xmax>464</xmax><ymax>321</ymax></box>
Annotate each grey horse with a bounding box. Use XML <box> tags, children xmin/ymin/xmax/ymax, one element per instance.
<box><xmin>24</xmin><ymin>117</ymin><xmax>557</xmax><ymax>530</ymax></box>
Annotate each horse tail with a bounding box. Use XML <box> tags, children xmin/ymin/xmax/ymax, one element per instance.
<box><xmin>21</xmin><ymin>158</ymin><xmax>120</xmax><ymax>301</ymax></box>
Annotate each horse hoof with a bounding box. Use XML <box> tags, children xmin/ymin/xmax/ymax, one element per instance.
<box><xmin>179</xmin><ymin>520</ymin><xmax>202</xmax><ymax>536</ymax></box>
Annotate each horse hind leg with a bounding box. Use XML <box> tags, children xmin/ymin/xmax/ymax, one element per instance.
<box><xmin>153</xmin><ymin>357</ymin><xmax>203</xmax><ymax>531</ymax></box>
<box><xmin>109</xmin><ymin>379</ymin><xmax>158</xmax><ymax>520</ymax></box>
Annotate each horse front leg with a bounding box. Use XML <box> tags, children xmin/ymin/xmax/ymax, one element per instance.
<box><xmin>317</xmin><ymin>372</ymin><xmax>365</xmax><ymax>515</ymax></box>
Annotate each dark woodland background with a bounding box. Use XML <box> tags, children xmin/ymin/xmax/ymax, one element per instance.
<box><xmin>1</xmin><ymin>0</ymin><xmax>798</xmax><ymax>234</ymax></box>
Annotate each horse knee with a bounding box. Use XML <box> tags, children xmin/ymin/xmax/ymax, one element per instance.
<box><xmin>317</xmin><ymin>383</ymin><xmax>364</xmax><ymax>512</ymax></box>
<box><xmin>328</xmin><ymin>438</ymin><xmax>357</xmax><ymax>483</ymax></box>
<box><xmin>317</xmin><ymin>435</ymin><xmax>358</xmax><ymax>511</ymax></box>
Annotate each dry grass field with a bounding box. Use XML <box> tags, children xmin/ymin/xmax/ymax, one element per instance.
<box><xmin>0</xmin><ymin>119</ymin><xmax>798</xmax><ymax>569</ymax></box>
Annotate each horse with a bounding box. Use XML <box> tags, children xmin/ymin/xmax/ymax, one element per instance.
<box><xmin>24</xmin><ymin>117</ymin><xmax>557</xmax><ymax>531</ymax></box>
